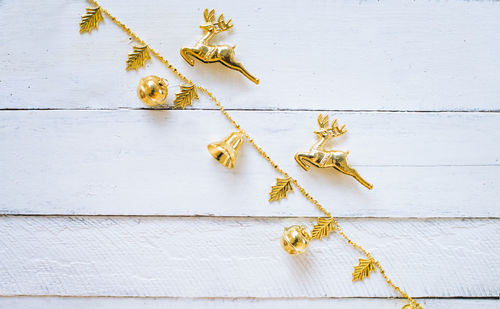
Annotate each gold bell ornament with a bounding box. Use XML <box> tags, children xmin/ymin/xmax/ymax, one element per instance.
<box><xmin>207</xmin><ymin>132</ymin><xmax>244</xmax><ymax>168</ymax></box>
<box><xmin>281</xmin><ymin>225</ymin><xmax>311</xmax><ymax>255</ymax></box>
<box><xmin>137</xmin><ymin>75</ymin><xmax>169</xmax><ymax>107</ymax></box>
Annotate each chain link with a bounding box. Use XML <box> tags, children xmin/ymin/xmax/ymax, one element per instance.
<box><xmin>88</xmin><ymin>1</ymin><xmax>422</xmax><ymax>307</ymax></box>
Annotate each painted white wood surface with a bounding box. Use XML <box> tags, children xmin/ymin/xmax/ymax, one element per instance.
<box><xmin>1</xmin><ymin>0</ymin><xmax>499</xmax><ymax>307</ymax></box>
<box><xmin>1</xmin><ymin>0</ymin><xmax>500</xmax><ymax>111</ymax></box>
<box><xmin>1</xmin><ymin>110</ymin><xmax>498</xmax><ymax>217</ymax></box>
<box><xmin>0</xmin><ymin>297</ymin><xmax>498</xmax><ymax>309</ymax></box>
<box><xmin>0</xmin><ymin>216</ymin><xmax>498</xmax><ymax>298</ymax></box>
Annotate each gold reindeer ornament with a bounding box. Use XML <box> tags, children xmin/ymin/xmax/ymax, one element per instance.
<box><xmin>295</xmin><ymin>114</ymin><xmax>373</xmax><ymax>190</ymax></box>
<box><xmin>180</xmin><ymin>9</ymin><xmax>259</xmax><ymax>84</ymax></box>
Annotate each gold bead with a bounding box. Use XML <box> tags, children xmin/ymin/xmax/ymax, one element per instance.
<box><xmin>137</xmin><ymin>75</ymin><xmax>169</xmax><ymax>107</ymax></box>
<box><xmin>281</xmin><ymin>225</ymin><xmax>310</xmax><ymax>255</ymax></box>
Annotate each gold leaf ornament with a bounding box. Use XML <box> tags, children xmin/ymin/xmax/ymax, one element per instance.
<box><xmin>311</xmin><ymin>217</ymin><xmax>335</xmax><ymax>240</ymax></box>
<box><xmin>352</xmin><ymin>258</ymin><xmax>376</xmax><ymax>281</ymax></box>
<box><xmin>174</xmin><ymin>85</ymin><xmax>199</xmax><ymax>109</ymax></box>
<box><xmin>126</xmin><ymin>45</ymin><xmax>151</xmax><ymax>71</ymax></box>
<box><xmin>269</xmin><ymin>177</ymin><xmax>293</xmax><ymax>202</ymax></box>
<box><xmin>80</xmin><ymin>7</ymin><xmax>103</xmax><ymax>33</ymax></box>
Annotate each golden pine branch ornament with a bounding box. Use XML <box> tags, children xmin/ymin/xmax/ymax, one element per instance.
<box><xmin>311</xmin><ymin>217</ymin><xmax>335</xmax><ymax>240</ymax></box>
<box><xmin>77</xmin><ymin>2</ymin><xmax>423</xmax><ymax>307</ymax></box>
<box><xmin>126</xmin><ymin>45</ymin><xmax>151</xmax><ymax>71</ymax></box>
<box><xmin>352</xmin><ymin>258</ymin><xmax>376</xmax><ymax>281</ymax></box>
<box><xmin>80</xmin><ymin>7</ymin><xmax>103</xmax><ymax>33</ymax></box>
<box><xmin>174</xmin><ymin>85</ymin><xmax>199</xmax><ymax>109</ymax></box>
<box><xmin>269</xmin><ymin>177</ymin><xmax>293</xmax><ymax>202</ymax></box>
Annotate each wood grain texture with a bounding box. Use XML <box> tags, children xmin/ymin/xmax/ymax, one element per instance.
<box><xmin>1</xmin><ymin>110</ymin><xmax>498</xmax><ymax>217</ymax></box>
<box><xmin>0</xmin><ymin>297</ymin><xmax>498</xmax><ymax>309</ymax></box>
<box><xmin>0</xmin><ymin>216</ymin><xmax>498</xmax><ymax>298</ymax></box>
<box><xmin>1</xmin><ymin>0</ymin><xmax>499</xmax><ymax>111</ymax></box>
<box><xmin>1</xmin><ymin>0</ymin><xmax>499</xmax><ymax>306</ymax></box>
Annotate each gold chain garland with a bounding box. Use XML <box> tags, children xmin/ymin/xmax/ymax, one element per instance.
<box><xmin>82</xmin><ymin>1</ymin><xmax>422</xmax><ymax>307</ymax></box>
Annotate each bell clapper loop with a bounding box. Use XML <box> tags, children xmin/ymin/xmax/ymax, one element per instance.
<box><xmin>302</xmin><ymin>225</ymin><xmax>313</xmax><ymax>241</ymax></box>
<box><xmin>167</xmin><ymin>83</ymin><xmax>182</xmax><ymax>90</ymax></box>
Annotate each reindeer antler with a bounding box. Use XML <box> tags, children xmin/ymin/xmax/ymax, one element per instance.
<box><xmin>317</xmin><ymin>114</ymin><xmax>329</xmax><ymax>129</ymax></box>
<box><xmin>330</xmin><ymin>119</ymin><xmax>347</xmax><ymax>137</ymax></box>
<box><xmin>203</xmin><ymin>9</ymin><xmax>216</xmax><ymax>23</ymax></box>
<box><xmin>203</xmin><ymin>9</ymin><xmax>233</xmax><ymax>33</ymax></box>
<box><xmin>216</xmin><ymin>14</ymin><xmax>233</xmax><ymax>32</ymax></box>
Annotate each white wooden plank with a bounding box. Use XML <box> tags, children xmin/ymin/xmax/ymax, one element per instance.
<box><xmin>1</xmin><ymin>0</ymin><xmax>499</xmax><ymax>111</ymax></box>
<box><xmin>1</xmin><ymin>110</ymin><xmax>498</xmax><ymax>217</ymax></box>
<box><xmin>0</xmin><ymin>216</ymin><xmax>498</xmax><ymax>297</ymax></box>
<box><xmin>0</xmin><ymin>297</ymin><xmax>498</xmax><ymax>309</ymax></box>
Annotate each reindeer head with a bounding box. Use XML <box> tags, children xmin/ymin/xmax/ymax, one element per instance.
<box><xmin>200</xmin><ymin>9</ymin><xmax>233</xmax><ymax>34</ymax></box>
<box><xmin>314</xmin><ymin>114</ymin><xmax>347</xmax><ymax>139</ymax></box>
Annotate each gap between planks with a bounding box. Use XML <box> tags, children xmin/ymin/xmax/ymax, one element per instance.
<box><xmin>0</xmin><ymin>296</ymin><xmax>498</xmax><ymax>309</ymax></box>
<box><xmin>0</xmin><ymin>295</ymin><xmax>498</xmax><ymax>300</ymax></box>
<box><xmin>1</xmin><ymin>108</ymin><xmax>499</xmax><ymax>113</ymax></box>
<box><xmin>2</xmin><ymin>214</ymin><xmax>500</xmax><ymax>220</ymax></box>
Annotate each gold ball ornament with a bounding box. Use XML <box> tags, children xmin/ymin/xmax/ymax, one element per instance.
<box><xmin>281</xmin><ymin>225</ymin><xmax>310</xmax><ymax>255</ymax></box>
<box><xmin>137</xmin><ymin>75</ymin><xmax>169</xmax><ymax>107</ymax></box>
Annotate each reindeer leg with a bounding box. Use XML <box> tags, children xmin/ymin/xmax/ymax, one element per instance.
<box><xmin>342</xmin><ymin>167</ymin><xmax>373</xmax><ymax>190</ymax></box>
<box><xmin>231</xmin><ymin>61</ymin><xmax>260</xmax><ymax>84</ymax></box>
<box><xmin>180</xmin><ymin>48</ymin><xmax>196</xmax><ymax>66</ymax></box>
<box><xmin>295</xmin><ymin>153</ymin><xmax>314</xmax><ymax>171</ymax></box>
<box><xmin>295</xmin><ymin>154</ymin><xmax>309</xmax><ymax>170</ymax></box>
<box><xmin>219</xmin><ymin>51</ymin><xmax>259</xmax><ymax>84</ymax></box>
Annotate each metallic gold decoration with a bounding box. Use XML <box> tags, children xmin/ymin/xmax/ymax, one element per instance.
<box><xmin>80</xmin><ymin>7</ymin><xmax>103</xmax><ymax>33</ymax></box>
<box><xmin>126</xmin><ymin>45</ymin><xmax>151</xmax><ymax>71</ymax></box>
<box><xmin>295</xmin><ymin>114</ymin><xmax>373</xmax><ymax>190</ymax></box>
<box><xmin>207</xmin><ymin>132</ymin><xmax>244</xmax><ymax>168</ymax></box>
<box><xmin>174</xmin><ymin>85</ymin><xmax>199</xmax><ymax>109</ymax></box>
<box><xmin>137</xmin><ymin>75</ymin><xmax>169</xmax><ymax>107</ymax></box>
<box><xmin>78</xmin><ymin>3</ymin><xmax>423</xmax><ymax>307</ymax></box>
<box><xmin>180</xmin><ymin>9</ymin><xmax>259</xmax><ymax>84</ymax></box>
<box><xmin>281</xmin><ymin>225</ymin><xmax>310</xmax><ymax>255</ymax></box>
<box><xmin>402</xmin><ymin>305</ymin><xmax>416</xmax><ymax>309</ymax></box>
<box><xmin>352</xmin><ymin>258</ymin><xmax>375</xmax><ymax>281</ymax></box>
<box><xmin>269</xmin><ymin>177</ymin><xmax>293</xmax><ymax>202</ymax></box>
<box><xmin>311</xmin><ymin>217</ymin><xmax>335</xmax><ymax>240</ymax></box>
